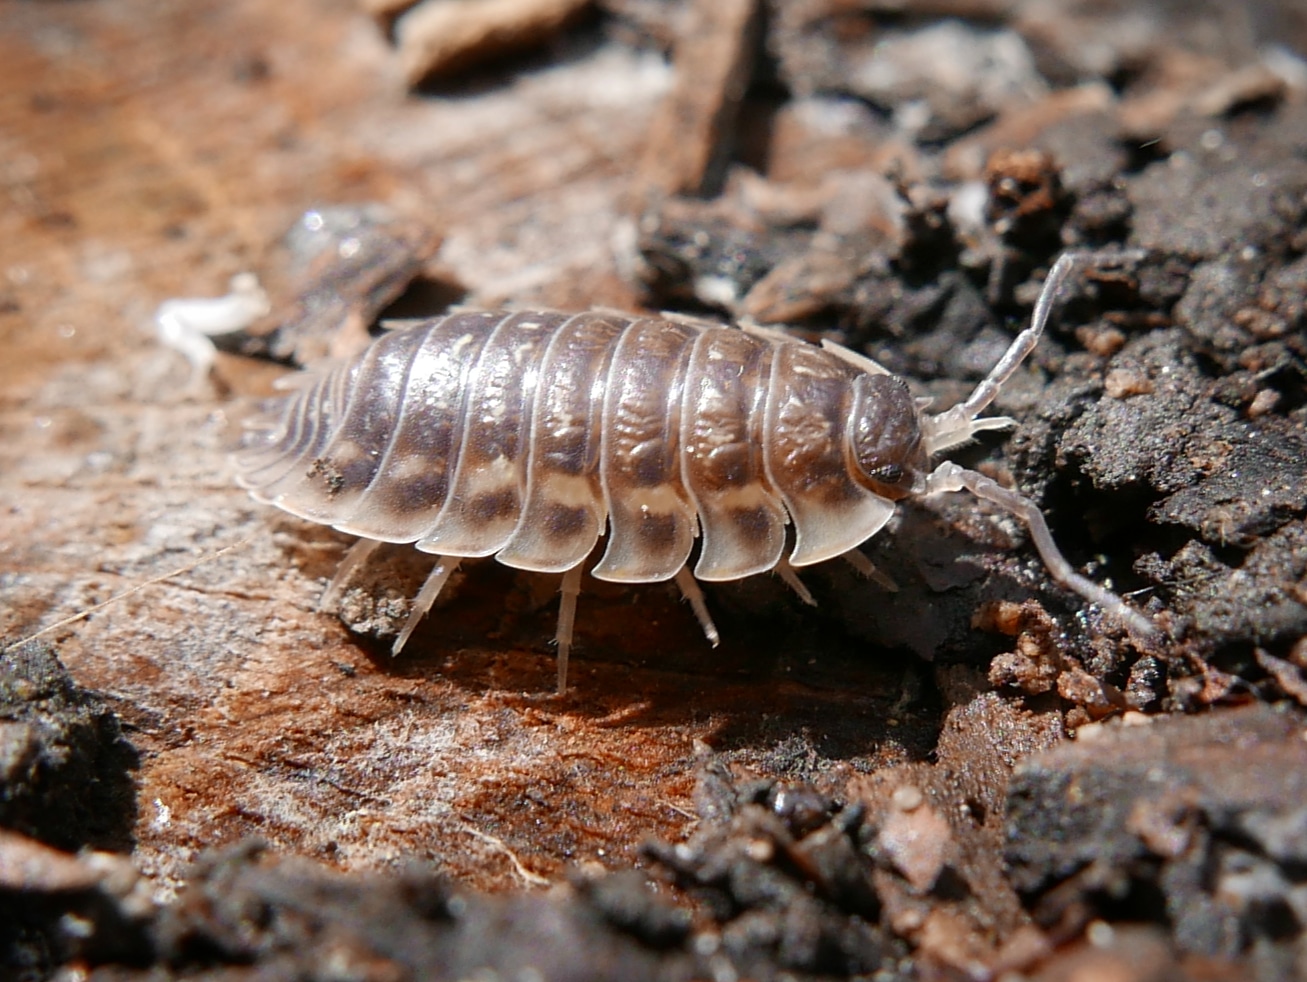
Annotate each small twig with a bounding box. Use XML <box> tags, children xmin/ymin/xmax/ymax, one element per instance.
<box><xmin>633</xmin><ymin>0</ymin><xmax>760</xmax><ymax>199</ymax></box>
<box><xmin>5</xmin><ymin>534</ymin><xmax>257</xmax><ymax>651</ymax></box>
<box><xmin>457</xmin><ymin>822</ymin><xmax>550</xmax><ymax>887</ymax></box>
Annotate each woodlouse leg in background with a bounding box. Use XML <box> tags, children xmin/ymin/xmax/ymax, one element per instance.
<box><xmin>674</xmin><ymin>567</ymin><xmax>720</xmax><ymax>648</ymax></box>
<box><xmin>556</xmin><ymin>564</ymin><xmax>583</xmax><ymax>693</ymax></box>
<box><xmin>840</xmin><ymin>549</ymin><xmax>899</xmax><ymax>592</ymax></box>
<box><xmin>319</xmin><ymin>538</ymin><xmax>383</xmax><ymax>612</ymax></box>
<box><xmin>924</xmin><ymin>462</ymin><xmax>1157</xmax><ymax>639</ymax></box>
<box><xmin>774</xmin><ymin>559</ymin><xmax>816</xmax><ymax>607</ymax></box>
<box><xmin>394</xmin><ymin>557</ymin><xmax>462</xmax><ymax>655</ymax></box>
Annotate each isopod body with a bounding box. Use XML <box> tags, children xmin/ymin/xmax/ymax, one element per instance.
<box><xmin>238</xmin><ymin>253</ymin><xmax>1154</xmax><ymax>689</ymax></box>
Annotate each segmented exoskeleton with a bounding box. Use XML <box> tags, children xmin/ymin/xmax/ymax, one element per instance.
<box><xmin>238</xmin><ymin>253</ymin><xmax>1155</xmax><ymax>690</ymax></box>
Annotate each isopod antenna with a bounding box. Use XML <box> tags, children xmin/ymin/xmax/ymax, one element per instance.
<box><xmin>921</xmin><ymin>253</ymin><xmax>1158</xmax><ymax>639</ymax></box>
<box><xmin>922</xmin><ymin>253</ymin><xmax>1077</xmax><ymax>455</ymax></box>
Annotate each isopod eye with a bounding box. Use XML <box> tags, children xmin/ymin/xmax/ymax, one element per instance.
<box><xmin>868</xmin><ymin>463</ymin><xmax>904</xmax><ymax>485</ymax></box>
<box><xmin>848</xmin><ymin>374</ymin><xmax>924</xmax><ymax>494</ymax></box>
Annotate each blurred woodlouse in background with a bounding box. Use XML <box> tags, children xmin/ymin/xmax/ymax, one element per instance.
<box><xmin>237</xmin><ymin>251</ymin><xmax>1156</xmax><ymax>691</ymax></box>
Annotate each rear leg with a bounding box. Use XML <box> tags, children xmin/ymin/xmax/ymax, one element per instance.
<box><xmin>775</xmin><ymin>558</ymin><xmax>817</xmax><ymax>607</ymax></box>
<box><xmin>555</xmin><ymin>564</ymin><xmax>583</xmax><ymax>694</ymax></box>
<box><xmin>840</xmin><ymin>549</ymin><xmax>899</xmax><ymax>592</ymax></box>
<box><xmin>320</xmin><ymin>537</ymin><xmax>382</xmax><ymax>611</ymax></box>
<box><xmin>674</xmin><ymin>567</ymin><xmax>720</xmax><ymax>647</ymax></box>
<box><xmin>393</xmin><ymin>556</ymin><xmax>463</xmax><ymax>655</ymax></box>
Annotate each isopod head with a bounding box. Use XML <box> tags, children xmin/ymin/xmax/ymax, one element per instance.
<box><xmin>848</xmin><ymin>374</ymin><xmax>926</xmax><ymax>498</ymax></box>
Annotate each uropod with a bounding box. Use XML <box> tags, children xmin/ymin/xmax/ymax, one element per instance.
<box><xmin>237</xmin><ymin>252</ymin><xmax>1156</xmax><ymax>691</ymax></box>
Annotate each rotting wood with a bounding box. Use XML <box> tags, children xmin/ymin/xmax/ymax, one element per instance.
<box><xmin>632</xmin><ymin>0</ymin><xmax>759</xmax><ymax>201</ymax></box>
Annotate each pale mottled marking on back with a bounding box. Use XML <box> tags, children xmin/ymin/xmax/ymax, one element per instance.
<box><xmin>591</xmin><ymin>316</ymin><xmax>703</xmax><ymax>583</ymax></box>
<box><xmin>680</xmin><ymin>328</ymin><xmax>788</xmax><ymax>581</ymax></box>
<box><xmin>341</xmin><ymin>314</ymin><xmax>500</xmax><ymax>542</ymax></box>
<box><xmin>496</xmin><ymin>311</ymin><xmax>628</xmax><ymax>573</ymax></box>
<box><xmin>416</xmin><ymin>311</ymin><xmax>567</xmax><ymax>557</ymax></box>
<box><xmin>762</xmin><ymin>341</ymin><xmax>897</xmax><ymax>567</ymax></box>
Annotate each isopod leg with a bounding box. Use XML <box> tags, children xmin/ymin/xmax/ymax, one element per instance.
<box><xmin>555</xmin><ymin>564</ymin><xmax>583</xmax><ymax>695</ymax></box>
<box><xmin>674</xmin><ymin>567</ymin><xmax>720</xmax><ymax>647</ymax></box>
<box><xmin>925</xmin><ymin>461</ymin><xmax>1157</xmax><ymax>638</ymax></box>
<box><xmin>775</xmin><ymin>559</ymin><xmax>817</xmax><ymax>607</ymax></box>
<box><xmin>840</xmin><ymin>549</ymin><xmax>899</xmax><ymax>592</ymax></box>
<box><xmin>320</xmin><ymin>538</ymin><xmax>382</xmax><ymax>611</ymax></box>
<box><xmin>393</xmin><ymin>556</ymin><xmax>462</xmax><ymax>656</ymax></box>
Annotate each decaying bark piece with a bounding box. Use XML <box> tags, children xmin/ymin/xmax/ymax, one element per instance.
<box><xmin>1007</xmin><ymin>705</ymin><xmax>1307</xmax><ymax>962</ymax></box>
<box><xmin>0</xmin><ymin>642</ymin><xmax>137</xmax><ymax>855</ymax></box>
<box><xmin>633</xmin><ymin>0</ymin><xmax>759</xmax><ymax>199</ymax></box>
<box><xmin>238</xmin><ymin>205</ymin><xmax>443</xmax><ymax>366</ymax></box>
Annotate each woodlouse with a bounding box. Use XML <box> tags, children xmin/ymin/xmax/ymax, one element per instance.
<box><xmin>237</xmin><ymin>252</ymin><xmax>1155</xmax><ymax>690</ymax></box>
